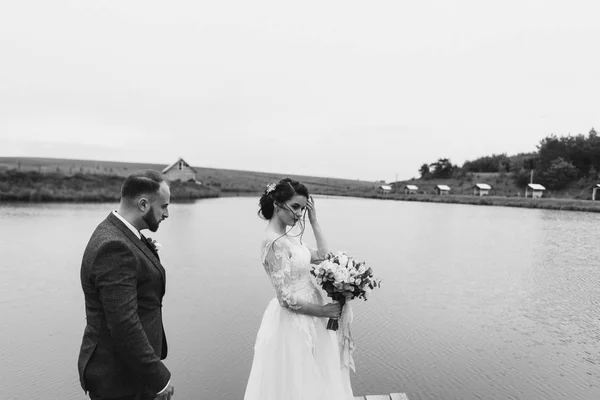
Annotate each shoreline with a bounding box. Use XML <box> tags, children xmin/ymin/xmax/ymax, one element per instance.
<box><xmin>345</xmin><ymin>192</ymin><xmax>600</xmax><ymax>213</ymax></box>
<box><xmin>4</xmin><ymin>190</ymin><xmax>600</xmax><ymax>214</ymax></box>
<box><xmin>4</xmin><ymin>169</ymin><xmax>600</xmax><ymax>213</ymax></box>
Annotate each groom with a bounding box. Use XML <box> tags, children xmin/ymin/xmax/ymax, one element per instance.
<box><xmin>78</xmin><ymin>170</ymin><xmax>175</xmax><ymax>400</ymax></box>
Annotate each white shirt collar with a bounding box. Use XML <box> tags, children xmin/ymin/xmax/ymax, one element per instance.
<box><xmin>112</xmin><ymin>210</ymin><xmax>141</xmax><ymax>240</ymax></box>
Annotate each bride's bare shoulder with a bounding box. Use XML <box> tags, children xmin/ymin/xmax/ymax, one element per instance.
<box><xmin>262</xmin><ymin>229</ymin><xmax>283</xmax><ymax>244</ymax></box>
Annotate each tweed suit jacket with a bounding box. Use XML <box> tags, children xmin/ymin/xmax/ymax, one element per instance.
<box><xmin>78</xmin><ymin>212</ymin><xmax>170</xmax><ymax>397</ymax></box>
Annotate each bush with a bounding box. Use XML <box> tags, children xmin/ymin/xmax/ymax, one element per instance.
<box><xmin>512</xmin><ymin>169</ymin><xmax>531</xmax><ymax>187</ymax></box>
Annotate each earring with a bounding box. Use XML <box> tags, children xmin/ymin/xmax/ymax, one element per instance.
<box><xmin>275</xmin><ymin>206</ymin><xmax>280</xmax><ymax>212</ymax></box>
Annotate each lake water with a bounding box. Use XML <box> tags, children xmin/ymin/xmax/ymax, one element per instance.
<box><xmin>1</xmin><ymin>196</ymin><xmax>599</xmax><ymax>400</ymax></box>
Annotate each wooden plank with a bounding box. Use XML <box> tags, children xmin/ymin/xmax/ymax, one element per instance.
<box><xmin>355</xmin><ymin>393</ymin><xmax>409</xmax><ymax>400</ymax></box>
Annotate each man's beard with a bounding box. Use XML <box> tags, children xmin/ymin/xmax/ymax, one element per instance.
<box><xmin>142</xmin><ymin>208</ymin><xmax>160</xmax><ymax>232</ymax></box>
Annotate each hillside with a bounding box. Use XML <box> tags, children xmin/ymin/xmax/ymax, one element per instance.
<box><xmin>0</xmin><ymin>157</ymin><xmax>379</xmax><ymax>198</ymax></box>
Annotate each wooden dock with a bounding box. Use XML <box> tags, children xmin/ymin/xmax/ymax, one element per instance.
<box><xmin>355</xmin><ymin>393</ymin><xmax>409</xmax><ymax>400</ymax></box>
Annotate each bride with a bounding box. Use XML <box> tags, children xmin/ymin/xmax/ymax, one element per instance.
<box><xmin>244</xmin><ymin>178</ymin><xmax>354</xmax><ymax>400</ymax></box>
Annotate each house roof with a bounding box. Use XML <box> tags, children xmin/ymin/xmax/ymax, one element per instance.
<box><xmin>162</xmin><ymin>157</ymin><xmax>197</xmax><ymax>174</ymax></box>
<box><xmin>527</xmin><ymin>183</ymin><xmax>546</xmax><ymax>190</ymax></box>
<box><xmin>380</xmin><ymin>185</ymin><xmax>392</xmax><ymax>190</ymax></box>
<box><xmin>474</xmin><ymin>183</ymin><xmax>491</xmax><ymax>190</ymax></box>
<box><xmin>436</xmin><ymin>185</ymin><xmax>451</xmax><ymax>191</ymax></box>
<box><xmin>405</xmin><ymin>185</ymin><xmax>418</xmax><ymax>190</ymax></box>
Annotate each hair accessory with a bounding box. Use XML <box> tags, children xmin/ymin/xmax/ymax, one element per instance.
<box><xmin>266</xmin><ymin>182</ymin><xmax>277</xmax><ymax>194</ymax></box>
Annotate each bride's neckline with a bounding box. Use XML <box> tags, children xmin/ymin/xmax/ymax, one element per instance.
<box><xmin>264</xmin><ymin>229</ymin><xmax>304</xmax><ymax>244</ymax></box>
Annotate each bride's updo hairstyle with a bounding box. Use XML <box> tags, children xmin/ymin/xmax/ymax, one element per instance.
<box><xmin>258</xmin><ymin>178</ymin><xmax>309</xmax><ymax>220</ymax></box>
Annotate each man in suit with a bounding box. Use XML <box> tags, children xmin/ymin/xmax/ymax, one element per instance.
<box><xmin>78</xmin><ymin>170</ymin><xmax>175</xmax><ymax>400</ymax></box>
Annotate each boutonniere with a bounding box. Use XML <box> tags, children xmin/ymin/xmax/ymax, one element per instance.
<box><xmin>146</xmin><ymin>237</ymin><xmax>162</xmax><ymax>253</ymax></box>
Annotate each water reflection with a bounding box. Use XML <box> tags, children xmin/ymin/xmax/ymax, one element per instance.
<box><xmin>1</xmin><ymin>199</ymin><xmax>599</xmax><ymax>400</ymax></box>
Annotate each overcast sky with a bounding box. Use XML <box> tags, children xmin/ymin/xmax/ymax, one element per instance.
<box><xmin>1</xmin><ymin>1</ymin><xmax>599</xmax><ymax>181</ymax></box>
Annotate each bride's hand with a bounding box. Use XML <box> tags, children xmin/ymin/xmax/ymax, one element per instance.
<box><xmin>321</xmin><ymin>303</ymin><xmax>342</xmax><ymax>319</ymax></box>
<box><xmin>316</xmin><ymin>251</ymin><xmax>334</xmax><ymax>262</ymax></box>
<box><xmin>306</xmin><ymin>196</ymin><xmax>317</xmax><ymax>224</ymax></box>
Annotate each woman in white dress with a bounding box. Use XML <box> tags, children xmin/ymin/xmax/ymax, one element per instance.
<box><xmin>244</xmin><ymin>178</ymin><xmax>354</xmax><ymax>400</ymax></box>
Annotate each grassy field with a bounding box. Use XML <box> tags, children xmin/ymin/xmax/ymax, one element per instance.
<box><xmin>0</xmin><ymin>169</ymin><xmax>220</xmax><ymax>202</ymax></box>
<box><xmin>3</xmin><ymin>157</ymin><xmax>600</xmax><ymax>212</ymax></box>
<box><xmin>393</xmin><ymin>172</ymin><xmax>596</xmax><ymax>199</ymax></box>
<box><xmin>0</xmin><ymin>157</ymin><xmax>379</xmax><ymax>196</ymax></box>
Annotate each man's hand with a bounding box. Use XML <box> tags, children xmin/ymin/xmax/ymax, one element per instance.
<box><xmin>155</xmin><ymin>384</ymin><xmax>175</xmax><ymax>400</ymax></box>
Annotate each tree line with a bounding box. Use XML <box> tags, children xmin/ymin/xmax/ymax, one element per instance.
<box><xmin>418</xmin><ymin>128</ymin><xmax>598</xmax><ymax>190</ymax></box>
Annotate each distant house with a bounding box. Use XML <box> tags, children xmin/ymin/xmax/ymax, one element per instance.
<box><xmin>404</xmin><ymin>185</ymin><xmax>418</xmax><ymax>195</ymax></box>
<box><xmin>435</xmin><ymin>185</ymin><xmax>450</xmax><ymax>195</ymax></box>
<box><xmin>379</xmin><ymin>185</ymin><xmax>392</xmax><ymax>194</ymax></box>
<box><xmin>591</xmin><ymin>184</ymin><xmax>600</xmax><ymax>200</ymax></box>
<box><xmin>473</xmin><ymin>183</ymin><xmax>491</xmax><ymax>196</ymax></box>
<box><xmin>162</xmin><ymin>157</ymin><xmax>197</xmax><ymax>182</ymax></box>
<box><xmin>525</xmin><ymin>183</ymin><xmax>545</xmax><ymax>198</ymax></box>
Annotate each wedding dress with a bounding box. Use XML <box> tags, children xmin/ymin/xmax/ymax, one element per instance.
<box><xmin>244</xmin><ymin>231</ymin><xmax>354</xmax><ymax>400</ymax></box>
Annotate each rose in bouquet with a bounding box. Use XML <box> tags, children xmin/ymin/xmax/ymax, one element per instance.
<box><xmin>310</xmin><ymin>251</ymin><xmax>381</xmax><ymax>330</ymax></box>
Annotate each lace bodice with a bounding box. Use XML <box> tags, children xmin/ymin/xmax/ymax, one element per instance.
<box><xmin>261</xmin><ymin>232</ymin><xmax>322</xmax><ymax>310</ymax></box>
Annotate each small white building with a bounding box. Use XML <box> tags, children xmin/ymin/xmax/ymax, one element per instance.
<box><xmin>162</xmin><ymin>157</ymin><xmax>197</xmax><ymax>182</ymax></box>
<box><xmin>436</xmin><ymin>184</ymin><xmax>450</xmax><ymax>195</ymax></box>
<box><xmin>473</xmin><ymin>183</ymin><xmax>492</xmax><ymax>196</ymax></box>
<box><xmin>379</xmin><ymin>185</ymin><xmax>392</xmax><ymax>194</ymax></box>
<box><xmin>591</xmin><ymin>184</ymin><xmax>600</xmax><ymax>200</ymax></box>
<box><xmin>404</xmin><ymin>184</ymin><xmax>418</xmax><ymax>195</ymax></box>
<box><xmin>525</xmin><ymin>183</ymin><xmax>545</xmax><ymax>198</ymax></box>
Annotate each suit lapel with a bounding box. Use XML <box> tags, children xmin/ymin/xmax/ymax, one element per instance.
<box><xmin>107</xmin><ymin>213</ymin><xmax>166</xmax><ymax>292</ymax></box>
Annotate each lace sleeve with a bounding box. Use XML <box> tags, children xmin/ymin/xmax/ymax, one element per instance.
<box><xmin>262</xmin><ymin>238</ymin><xmax>300</xmax><ymax>310</ymax></box>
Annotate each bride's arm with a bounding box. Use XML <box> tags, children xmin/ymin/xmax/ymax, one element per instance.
<box><xmin>289</xmin><ymin>300</ymin><xmax>341</xmax><ymax>318</ymax></box>
<box><xmin>306</xmin><ymin>196</ymin><xmax>331</xmax><ymax>262</ymax></box>
<box><xmin>264</xmin><ymin>238</ymin><xmax>340</xmax><ymax>319</ymax></box>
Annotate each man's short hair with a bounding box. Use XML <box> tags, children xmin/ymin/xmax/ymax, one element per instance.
<box><xmin>121</xmin><ymin>170</ymin><xmax>167</xmax><ymax>200</ymax></box>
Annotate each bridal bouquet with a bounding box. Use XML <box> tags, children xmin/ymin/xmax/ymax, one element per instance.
<box><xmin>310</xmin><ymin>251</ymin><xmax>381</xmax><ymax>330</ymax></box>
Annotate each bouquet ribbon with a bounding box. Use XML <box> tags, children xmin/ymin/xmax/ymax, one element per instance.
<box><xmin>337</xmin><ymin>300</ymin><xmax>355</xmax><ymax>373</ymax></box>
